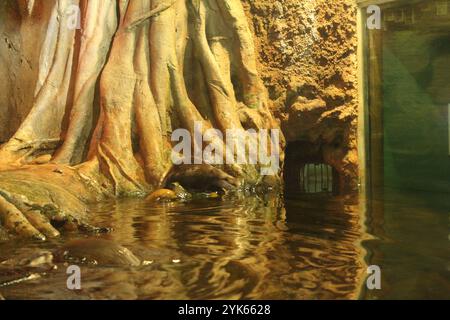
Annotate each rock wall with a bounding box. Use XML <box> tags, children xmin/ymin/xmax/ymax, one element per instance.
<box><xmin>243</xmin><ymin>0</ymin><xmax>359</xmax><ymax>193</ymax></box>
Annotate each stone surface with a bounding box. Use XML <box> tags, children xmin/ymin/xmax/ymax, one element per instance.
<box><xmin>243</xmin><ymin>0</ymin><xmax>359</xmax><ymax>192</ymax></box>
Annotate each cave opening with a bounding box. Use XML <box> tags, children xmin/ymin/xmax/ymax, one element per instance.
<box><xmin>283</xmin><ymin>141</ymin><xmax>339</xmax><ymax>197</ymax></box>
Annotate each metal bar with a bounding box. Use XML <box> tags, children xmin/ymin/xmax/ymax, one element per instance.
<box><xmin>315</xmin><ymin>165</ymin><xmax>318</xmax><ymax>193</ymax></box>
<box><xmin>304</xmin><ymin>165</ymin><xmax>308</xmax><ymax>193</ymax></box>
<box><xmin>320</xmin><ymin>164</ymin><xmax>323</xmax><ymax>191</ymax></box>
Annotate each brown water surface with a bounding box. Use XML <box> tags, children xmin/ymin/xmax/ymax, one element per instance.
<box><xmin>0</xmin><ymin>193</ymin><xmax>365</xmax><ymax>299</ymax></box>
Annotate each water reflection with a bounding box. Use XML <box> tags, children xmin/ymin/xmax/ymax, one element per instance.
<box><xmin>0</xmin><ymin>193</ymin><xmax>365</xmax><ymax>300</ymax></box>
<box><xmin>362</xmin><ymin>189</ymin><xmax>450</xmax><ymax>300</ymax></box>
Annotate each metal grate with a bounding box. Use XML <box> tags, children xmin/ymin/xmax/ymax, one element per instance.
<box><xmin>300</xmin><ymin>163</ymin><xmax>333</xmax><ymax>194</ymax></box>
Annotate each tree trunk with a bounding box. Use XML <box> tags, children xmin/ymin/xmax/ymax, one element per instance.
<box><xmin>0</xmin><ymin>0</ymin><xmax>283</xmax><ymax>239</ymax></box>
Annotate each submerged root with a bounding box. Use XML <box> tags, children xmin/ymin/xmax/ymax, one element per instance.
<box><xmin>0</xmin><ymin>194</ymin><xmax>46</xmax><ymax>240</ymax></box>
<box><xmin>0</xmin><ymin>165</ymin><xmax>108</xmax><ymax>239</ymax></box>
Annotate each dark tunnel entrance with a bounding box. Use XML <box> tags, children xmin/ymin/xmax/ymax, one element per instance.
<box><xmin>283</xmin><ymin>141</ymin><xmax>339</xmax><ymax>197</ymax></box>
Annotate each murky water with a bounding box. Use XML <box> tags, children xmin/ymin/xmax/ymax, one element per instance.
<box><xmin>0</xmin><ymin>193</ymin><xmax>366</xmax><ymax>300</ymax></box>
<box><xmin>0</xmin><ymin>189</ymin><xmax>448</xmax><ymax>300</ymax></box>
<box><xmin>360</xmin><ymin>0</ymin><xmax>450</xmax><ymax>300</ymax></box>
<box><xmin>362</xmin><ymin>189</ymin><xmax>450</xmax><ymax>300</ymax></box>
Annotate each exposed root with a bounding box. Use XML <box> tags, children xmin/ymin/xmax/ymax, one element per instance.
<box><xmin>0</xmin><ymin>194</ymin><xmax>45</xmax><ymax>240</ymax></box>
<box><xmin>0</xmin><ymin>0</ymin><xmax>283</xmax><ymax>239</ymax></box>
<box><xmin>165</xmin><ymin>164</ymin><xmax>241</xmax><ymax>191</ymax></box>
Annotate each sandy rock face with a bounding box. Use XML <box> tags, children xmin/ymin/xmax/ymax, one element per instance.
<box><xmin>243</xmin><ymin>0</ymin><xmax>359</xmax><ymax>192</ymax></box>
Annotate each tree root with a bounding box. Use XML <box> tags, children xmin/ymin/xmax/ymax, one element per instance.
<box><xmin>0</xmin><ymin>0</ymin><xmax>284</xmax><ymax>239</ymax></box>
<box><xmin>165</xmin><ymin>164</ymin><xmax>241</xmax><ymax>192</ymax></box>
<box><xmin>0</xmin><ymin>165</ymin><xmax>105</xmax><ymax>239</ymax></box>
